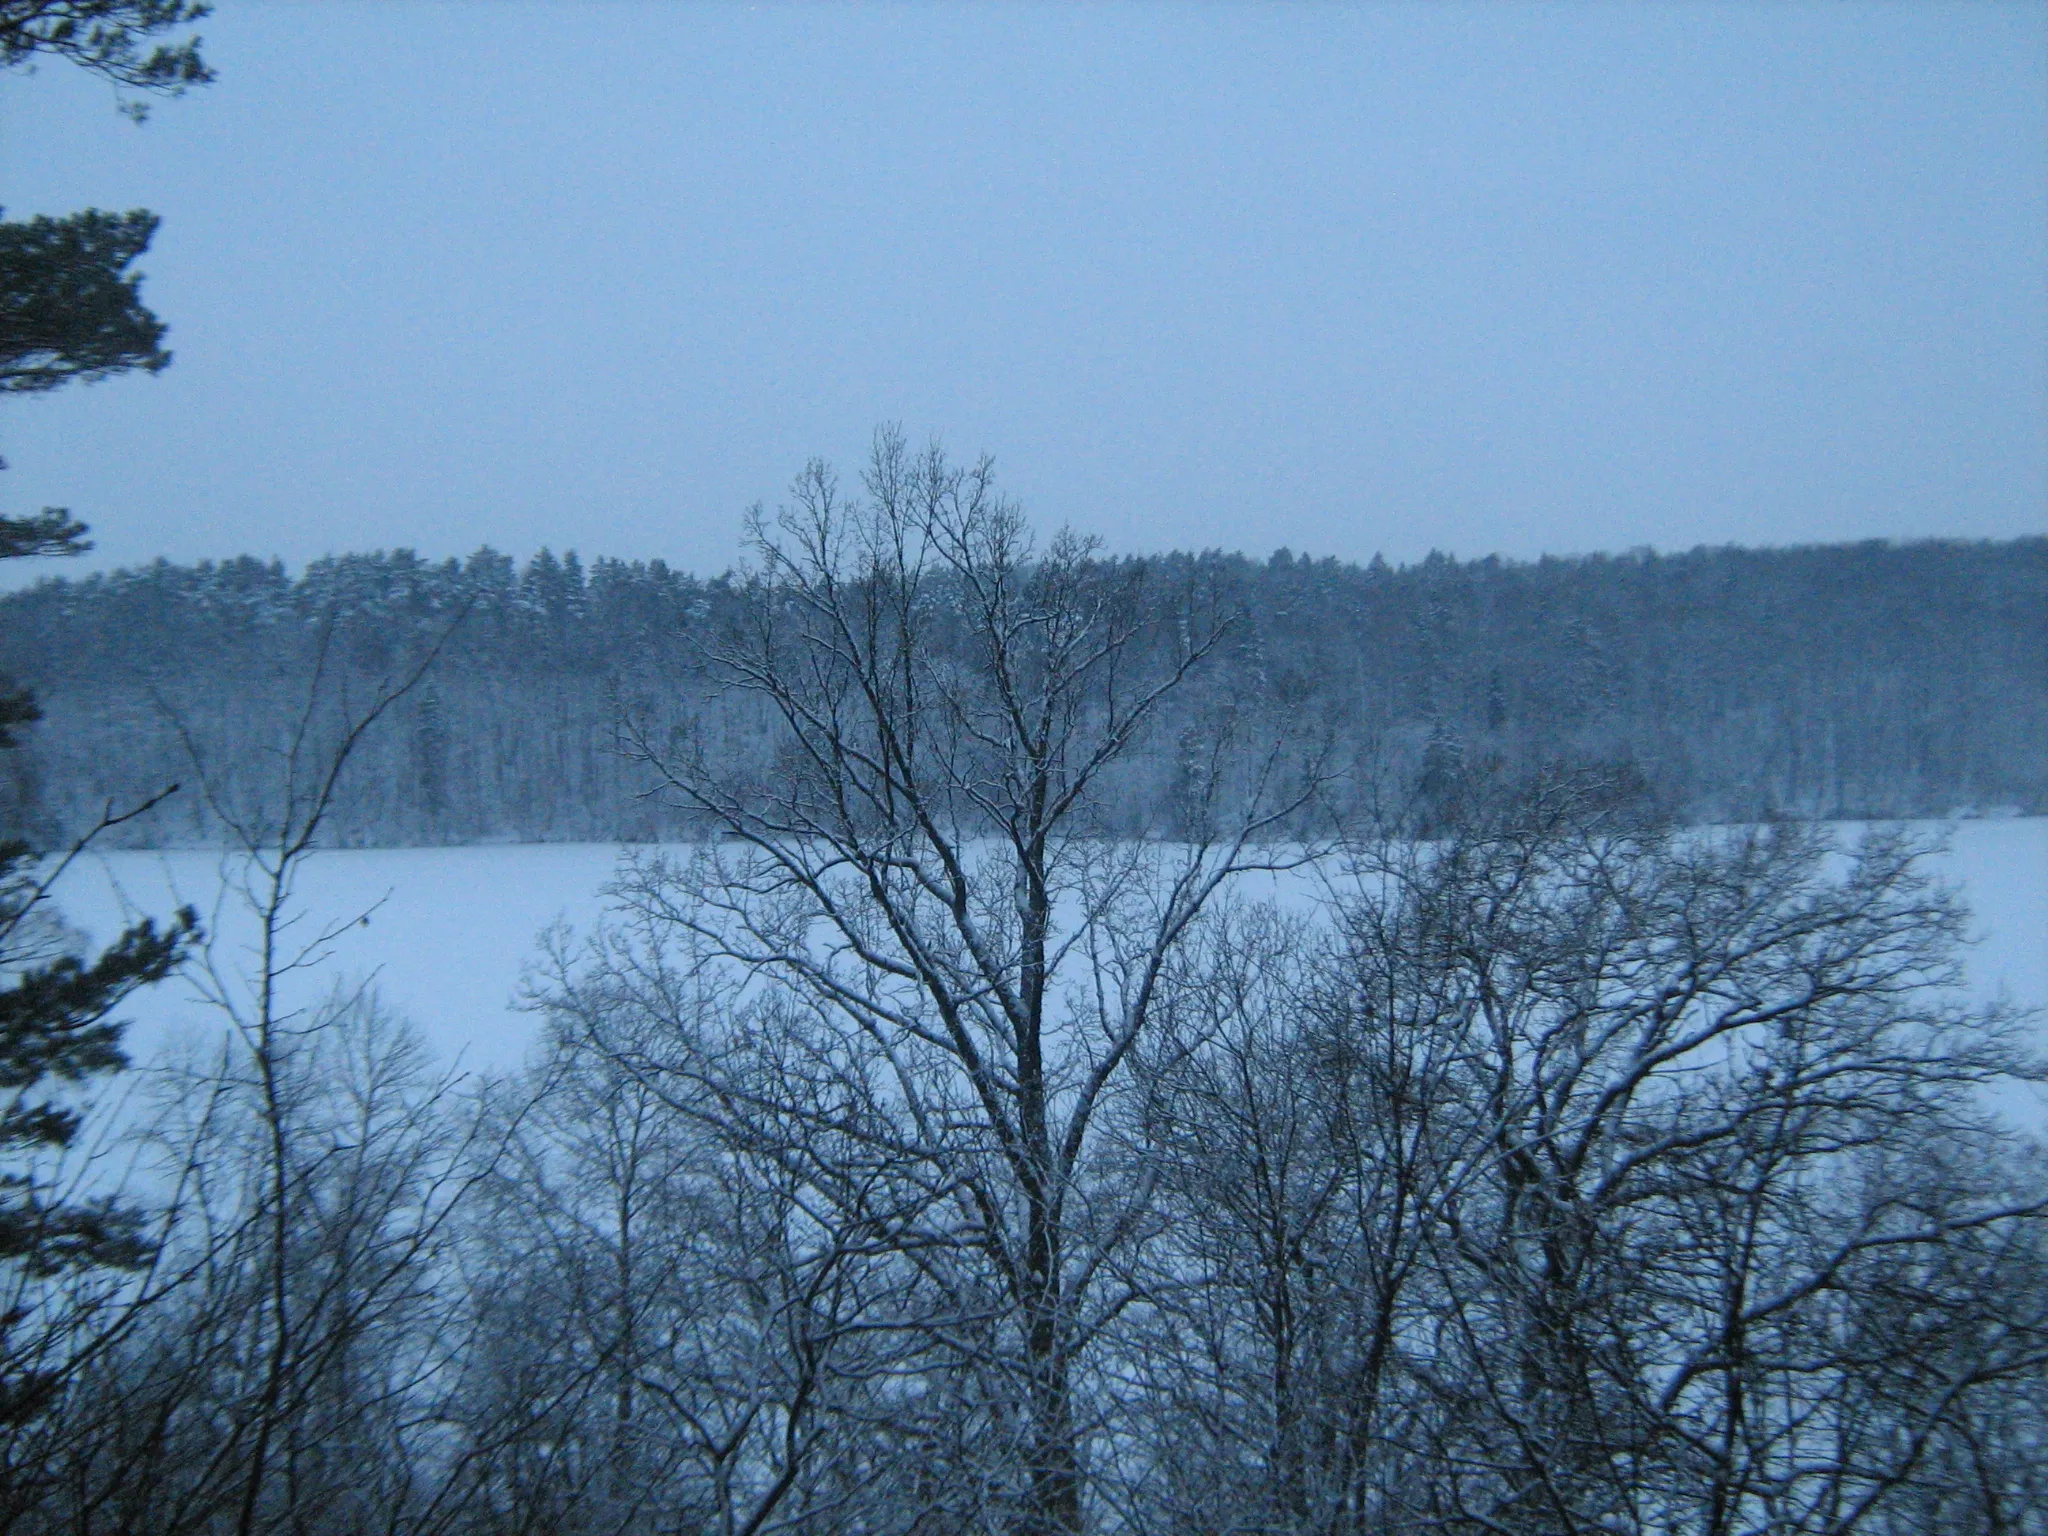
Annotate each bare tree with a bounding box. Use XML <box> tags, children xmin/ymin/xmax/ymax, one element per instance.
<box><xmin>587</xmin><ymin>429</ymin><xmax>1319</xmax><ymax>1534</ymax></box>
<box><xmin>0</xmin><ymin>601</ymin><xmax>507</xmax><ymax>1536</ymax></box>
<box><xmin>46</xmin><ymin>984</ymin><xmax>484</xmax><ymax>1536</ymax></box>
<box><xmin>1123</xmin><ymin>897</ymin><xmax>1471</xmax><ymax>1536</ymax></box>
<box><xmin>148</xmin><ymin>606</ymin><xmax>477</xmax><ymax>1536</ymax></box>
<box><xmin>456</xmin><ymin>943</ymin><xmax>950</xmax><ymax>1536</ymax></box>
<box><xmin>1132</xmin><ymin>771</ymin><xmax>2048</xmax><ymax>1536</ymax></box>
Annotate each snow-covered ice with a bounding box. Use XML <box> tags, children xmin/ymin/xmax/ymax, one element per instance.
<box><xmin>40</xmin><ymin>822</ymin><xmax>2048</xmax><ymax>1097</ymax></box>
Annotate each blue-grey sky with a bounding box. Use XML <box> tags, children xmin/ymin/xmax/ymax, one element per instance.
<box><xmin>4</xmin><ymin>1</ymin><xmax>2043</xmax><ymax>580</ymax></box>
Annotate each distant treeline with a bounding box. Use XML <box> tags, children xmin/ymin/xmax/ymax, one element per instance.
<box><xmin>2</xmin><ymin>536</ymin><xmax>2042</xmax><ymax>846</ymax></box>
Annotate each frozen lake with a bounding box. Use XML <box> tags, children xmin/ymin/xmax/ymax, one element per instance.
<box><xmin>42</xmin><ymin>821</ymin><xmax>2048</xmax><ymax>1109</ymax></box>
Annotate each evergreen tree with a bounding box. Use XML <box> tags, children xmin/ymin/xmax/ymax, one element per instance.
<box><xmin>0</xmin><ymin>0</ymin><xmax>205</xmax><ymax>1421</ymax></box>
<box><xmin>0</xmin><ymin>2</ymin><xmax>211</xmax><ymax>120</ymax></box>
<box><xmin>0</xmin><ymin>207</ymin><xmax>171</xmax><ymax>399</ymax></box>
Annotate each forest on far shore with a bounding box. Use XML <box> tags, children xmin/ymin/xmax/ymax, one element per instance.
<box><xmin>3</xmin><ymin>533</ymin><xmax>2039</xmax><ymax>848</ymax></box>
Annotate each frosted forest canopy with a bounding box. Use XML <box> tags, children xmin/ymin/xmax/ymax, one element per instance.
<box><xmin>3</xmin><ymin>532</ymin><xmax>2041</xmax><ymax>849</ymax></box>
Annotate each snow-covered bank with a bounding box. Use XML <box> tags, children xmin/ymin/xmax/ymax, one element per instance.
<box><xmin>44</xmin><ymin>821</ymin><xmax>2048</xmax><ymax>1085</ymax></box>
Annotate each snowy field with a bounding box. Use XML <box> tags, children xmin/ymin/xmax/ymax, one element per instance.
<box><xmin>43</xmin><ymin>821</ymin><xmax>2048</xmax><ymax>1116</ymax></box>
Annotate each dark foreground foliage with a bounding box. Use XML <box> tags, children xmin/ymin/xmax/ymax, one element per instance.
<box><xmin>1</xmin><ymin>781</ymin><xmax>2041</xmax><ymax>1536</ymax></box>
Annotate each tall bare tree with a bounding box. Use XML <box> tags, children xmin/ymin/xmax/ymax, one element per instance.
<box><xmin>593</xmin><ymin>429</ymin><xmax>1320</xmax><ymax>1534</ymax></box>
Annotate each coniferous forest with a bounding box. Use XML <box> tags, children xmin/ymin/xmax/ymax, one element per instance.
<box><xmin>3</xmin><ymin>532</ymin><xmax>2042</xmax><ymax>849</ymax></box>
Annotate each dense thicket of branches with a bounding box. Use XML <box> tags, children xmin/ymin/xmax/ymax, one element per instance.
<box><xmin>1</xmin><ymin>780</ymin><xmax>2041</xmax><ymax>1536</ymax></box>
<box><xmin>2</xmin><ymin>533</ymin><xmax>2041</xmax><ymax>848</ymax></box>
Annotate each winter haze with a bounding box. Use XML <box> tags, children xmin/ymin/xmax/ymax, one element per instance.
<box><xmin>5</xmin><ymin>6</ymin><xmax>2048</xmax><ymax>1535</ymax></box>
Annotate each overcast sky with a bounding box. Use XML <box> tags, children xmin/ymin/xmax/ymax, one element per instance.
<box><xmin>4</xmin><ymin>1</ymin><xmax>2043</xmax><ymax>580</ymax></box>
